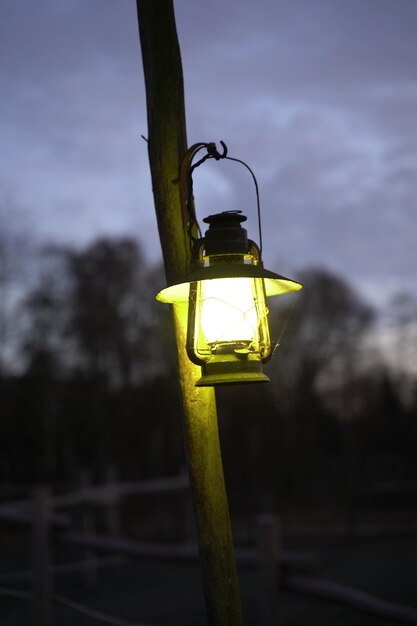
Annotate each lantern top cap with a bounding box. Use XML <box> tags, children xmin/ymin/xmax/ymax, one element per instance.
<box><xmin>203</xmin><ymin>211</ymin><xmax>247</xmax><ymax>227</ymax></box>
<box><xmin>202</xmin><ymin>210</ymin><xmax>249</xmax><ymax>256</ymax></box>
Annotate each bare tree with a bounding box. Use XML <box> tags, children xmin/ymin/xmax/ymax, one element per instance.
<box><xmin>0</xmin><ymin>226</ymin><xmax>29</xmax><ymax>375</ymax></box>
<box><xmin>64</xmin><ymin>237</ymin><xmax>161</xmax><ymax>386</ymax></box>
<box><xmin>268</xmin><ymin>267</ymin><xmax>374</xmax><ymax>417</ymax></box>
<box><xmin>386</xmin><ymin>291</ymin><xmax>417</xmax><ymax>403</ymax></box>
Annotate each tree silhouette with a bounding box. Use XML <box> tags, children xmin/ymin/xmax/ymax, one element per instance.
<box><xmin>4</xmin><ymin>246</ymin><xmax>416</xmax><ymax>520</ymax></box>
<box><xmin>64</xmin><ymin>237</ymin><xmax>160</xmax><ymax>387</ymax></box>
<box><xmin>12</xmin><ymin>237</ymin><xmax>181</xmax><ymax>483</ymax></box>
<box><xmin>267</xmin><ymin>267</ymin><xmax>374</xmax><ymax>416</ymax></box>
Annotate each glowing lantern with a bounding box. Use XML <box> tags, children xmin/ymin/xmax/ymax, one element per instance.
<box><xmin>157</xmin><ymin>210</ymin><xmax>302</xmax><ymax>385</ymax></box>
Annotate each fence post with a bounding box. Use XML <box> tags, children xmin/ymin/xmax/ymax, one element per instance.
<box><xmin>257</xmin><ymin>514</ymin><xmax>281</xmax><ymax>626</ymax></box>
<box><xmin>105</xmin><ymin>465</ymin><xmax>121</xmax><ymax>537</ymax></box>
<box><xmin>80</xmin><ymin>469</ymin><xmax>98</xmax><ymax>587</ymax></box>
<box><xmin>33</xmin><ymin>484</ymin><xmax>53</xmax><ymax>626</ymax></box>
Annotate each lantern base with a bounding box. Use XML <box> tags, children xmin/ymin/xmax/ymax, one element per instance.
<box><xmin>196</xmin><ymin>359</ymin><xmax>270</xmax><ymax>386</ymax></box>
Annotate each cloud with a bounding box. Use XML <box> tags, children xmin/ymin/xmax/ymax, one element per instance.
<box><xmin>1</xmin><ymin>0</ymin><xmax>416</xmax><ymax>306</ymax></box>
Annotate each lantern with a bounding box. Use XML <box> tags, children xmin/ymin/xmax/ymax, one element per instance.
<box><xmin>157</xmin><ymin>210</ymin><xmax>302</xmax><ymax>386</ymax></box>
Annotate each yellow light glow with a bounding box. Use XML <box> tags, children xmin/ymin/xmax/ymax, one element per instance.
<box><xmin>200</xmin><ymin>278</ymin><xmax>259</xmax><ymax>344</ymax></box>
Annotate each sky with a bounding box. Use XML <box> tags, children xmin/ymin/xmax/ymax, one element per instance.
<box><xmin>1</xmin><ymin>0</ymin><xmax>417</xmax><ymax>309</ymax></box>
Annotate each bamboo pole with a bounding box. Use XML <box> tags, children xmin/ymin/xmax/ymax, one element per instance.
<box><xmin>136</xmin><ymin>2</ymin><xmax>243</xmax><ymax>624</ymax></box>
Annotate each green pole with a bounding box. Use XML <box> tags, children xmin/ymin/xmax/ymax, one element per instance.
<box><xmin>136</xmin><ymin>2</ymin><xmax>243</xmax><ymax>625</ymax></box>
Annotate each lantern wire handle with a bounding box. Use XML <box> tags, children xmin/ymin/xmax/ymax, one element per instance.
<box><xmin>180</xmin><ymin>141</ymin><xmax>263</xmax><ymax>255</ymax></box>
<box><xmin>222</xmin><ymin>154</ymin><xmax>263</xmax><ymax>256</ymax></box>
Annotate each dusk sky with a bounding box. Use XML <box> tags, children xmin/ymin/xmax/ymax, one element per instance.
<box><xmin>1</xmin><ymin>0</ymin><xmax>416</xmax><ymax>308</ymax></box>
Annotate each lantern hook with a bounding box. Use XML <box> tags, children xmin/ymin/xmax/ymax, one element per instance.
<box><xmin>180</xmin><ymin>141</ymin><xmax>263</xmax><ymax>256</ymax></box>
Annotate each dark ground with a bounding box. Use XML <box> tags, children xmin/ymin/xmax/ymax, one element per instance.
<box><xmin>1</xmin><ymin>530</ymin><xmax>416</xmax><ymax>625</ymax></box>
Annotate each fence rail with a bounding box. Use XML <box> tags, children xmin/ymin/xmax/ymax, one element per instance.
<box><xmin>1</xmin><ymin>477</ymin><xmax>417</xmax><ymax>626</ymax></box>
